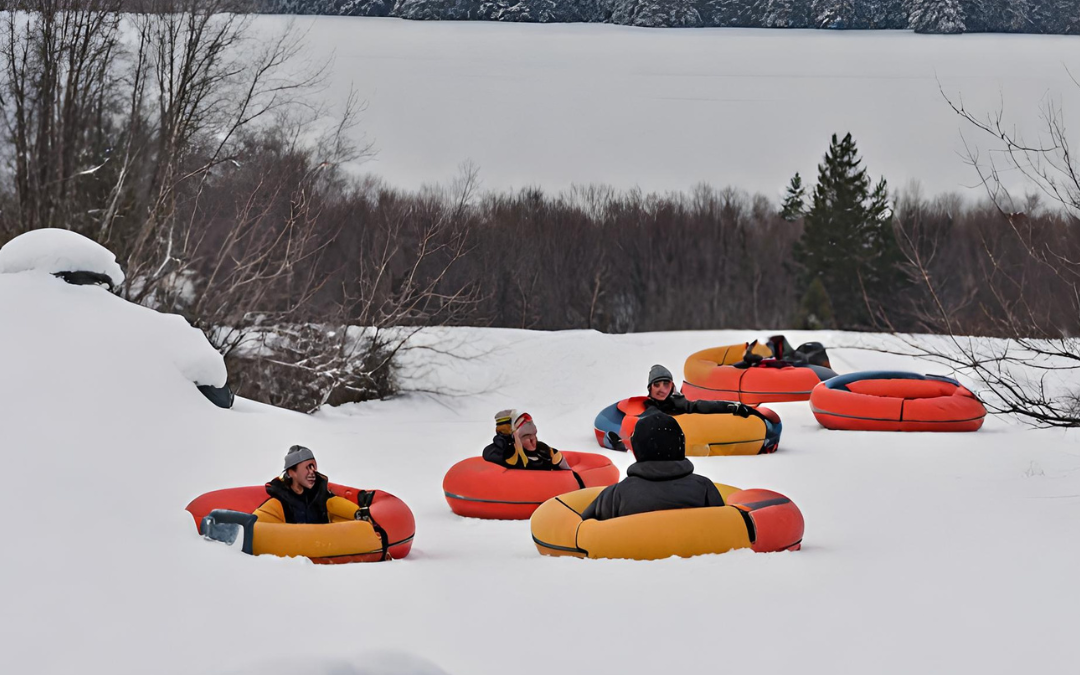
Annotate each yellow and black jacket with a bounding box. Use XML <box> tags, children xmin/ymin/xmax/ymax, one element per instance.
<box><xmin>482</xmin><ymin>434</ymin><xmax>566</xmax><ymax>471</ymax></box>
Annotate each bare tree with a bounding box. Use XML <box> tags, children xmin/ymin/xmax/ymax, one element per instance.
<box><xmin>884</xmin><ymin>82</ymin><xmax>1080</xmax><ymax>427</ymax></box>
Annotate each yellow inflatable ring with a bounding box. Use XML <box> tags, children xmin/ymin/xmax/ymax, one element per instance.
<box><xmin>530</xmin><ymin>484</ymin><xmax>803</xmax><ymax>560</ymax></box>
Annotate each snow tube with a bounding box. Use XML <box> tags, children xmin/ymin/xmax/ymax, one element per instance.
<box><xmin>531</xmin><ymin>484</ymin><xmax>803</xmax><ymax>560</ymax></box>
<box><xmin>810</xmin><ymin>371</ymin><xmax>986</xmax><ymax>432</ymax></box>
<box><xmin>682</xmin><ymin>344</ymin><xmax>837</xmax><ymax>404</ymax></box>
<box><xmin>596</xmin><ymin>396</ymin><xmax>781</xmax><ymax>456</ymax></box>
<box><xmin>185</xmin><ymin>484</ymin><xmax>414</xmax><ymax>563</ymax></box>
<box><xmin>443</xmin><ymin>452</ymin><xmax>620</xmax><ymax>520</ymax></box>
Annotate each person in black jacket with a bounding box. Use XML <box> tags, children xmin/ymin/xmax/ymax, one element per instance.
<box><xmin>482</xmin><ymin>409</ymin><xmax>570</xmax><ymax>471</ymax></box>
<box><xmin>582</xmin><ymin>412</ymin><xmax>723</xmax><ymax>521</ymax></box>
<box><xmin>644</xmin><ymin>364</ymin><xmax>754</xmax><ymax>416</ymax></box>
<box><xmin>260</xmin><ymin>445</ymin><xmax>337</xmax><ymax>524</ymax></box>
<box><xmin>604</xmin><ymin>365</ymin><xmax>755</xmax><ymax>451</ymax></box>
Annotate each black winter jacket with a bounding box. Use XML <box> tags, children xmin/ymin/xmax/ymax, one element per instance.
<box><xmin>264</xmin><ymin>472</ymin><xmax>334</xmax><ymax>524</ymax></box>
<box><xmin>482</xmin><ymin>434</ymin><xmax>566</xmax><ymax>470</ymax></box>
<box><xmin>645</xmin><ymin>392</ymin><xmax>739</xmax><ymax>416</ymax></box>
<box><xmin>580</xmin><ymin>459</ymin><xmax>724</xmax><ymax>521</ymax></box>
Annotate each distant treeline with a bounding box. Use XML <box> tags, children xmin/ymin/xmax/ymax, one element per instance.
<box><xmin>260</xmin><ymin>0</ymin><xmax>1079</xmax><ymax>35</ymax></box>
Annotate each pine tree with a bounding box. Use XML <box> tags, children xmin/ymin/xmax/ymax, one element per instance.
<box><xmin>959</xmin><ymin>0</ymin><xmax>988</xmax><ymax>31</ymax></box>
<box><xmin>796</xmin><ymin>277</ymin><xmax>836</xmax><ymax>329</ymax></box>
<box><xmin>763</xmin><ymin>0</ymin><xmax>810</xmax><ymax>27</ymax></box>
<box><xmin>909</xmin><ymin>0</ymin><xmax>965</xmax><ymax>33</ymax></box>
<box><xmin>793</xmin><ymin>133</ymin><xmax>906</xmax><ymax>328</ymax></box>
<box><xmin>780</xmin><ymin>172</ymin><xmax>806</xmax><ymax>220</ymax></box>
<box><xmin>811</xmin><ymin>0</ymin><xmax>855</xmax><ymax>28</ymax></box>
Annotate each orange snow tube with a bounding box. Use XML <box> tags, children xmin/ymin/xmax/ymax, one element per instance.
<box><xmin>443</xmin><ymin>452</ymin><xmax>620</xmax><ymax>520</ymax></box>
<box><xmin>682</xmin><ymin>344</ymin><xmax>836</xmax><ymax>404</ymax></box>
<box><xmin>186</xmin><ymin>484</ymin><xmax>415</xmax><ymax>563</ymax></box>
<box><xmin>530</xmin><ymin>484</ymin><xmax>803</xmax><ymax>560</ymax></box>
<box><xmin>810</xmin><ymin>371</ymin><xmax>986</xmax><ymax>431</ymax></box>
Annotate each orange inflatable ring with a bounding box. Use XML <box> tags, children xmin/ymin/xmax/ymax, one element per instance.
<box><xmin>682</xmin><ymin>343</ymin><xmax>837</xmax><ymax>404</ymax></box>
<box><xmin>186</xmin><ymin>484</ymin><xmax>414</xmax><ymax>563</ymax></box>
<box><xmin>810</xmin><ymin>371</ymin><xmax>986</xmax><ymax>431</ymax></box>
<box><xmin>531</xmin><ymin>484</ymin><xmax>803</xmax><ymax>560</ymax></box>
<box><xmin>443</xmin><ymin>452</ymin><xmax>620</xmax><ymax>520</ymax></box>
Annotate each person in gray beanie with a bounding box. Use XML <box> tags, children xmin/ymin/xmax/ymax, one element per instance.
<box><xmin>256</xmin><ymin>445</ymin><xmax>340</xmax><ymax>524</ymax></box>
<box><xmin>644</xmin><ymin>363</ymin><xmax>755</xmax><ymax>417</ymax></box>
<box><xmin>604</xmin><ymin>364</ymin><xmax>756</xmax><ymax>451</ymax></box>
<box><xmin>583</xmin><ymin>412</ymin><xmax>724</xmax><ymax>521</ymax></box>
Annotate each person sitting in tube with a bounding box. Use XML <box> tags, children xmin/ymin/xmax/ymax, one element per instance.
<box><xmin>583</xmin><ymin>412</ymin><xmax>723</xmax><ymax>521</ymax></box>
<box><xmin>604</xmin><ymin>365</ymin><xmax>755</xmax><ymax>451</ymax></box>
<box><xmin>256</xmin><ymin>445</ymin><xmax>363</xmax><ymax>524</ymax></box>
<box><xmin>483</xmin><ymin>410</ymin><xmax>570</xmax><ymax>471</ymax></box>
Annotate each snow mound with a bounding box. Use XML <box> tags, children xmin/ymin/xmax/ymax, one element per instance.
<box><xmin>0</xmin><ymin>228</ymin><xmax>125</xmax><ymax>287</ymax></box>
<box><xmin>0</xmin><ymin>268</ymin><xmax>225</xmax><ymax>391</ymax></box>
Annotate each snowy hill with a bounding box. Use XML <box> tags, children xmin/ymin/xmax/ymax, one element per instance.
<box><xmin>2</xmin><ymin>264</ymin><xmax>1078</xmax><ymax>674</ymax></box>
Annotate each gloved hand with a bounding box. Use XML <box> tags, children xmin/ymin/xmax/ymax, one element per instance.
<box><xmin>742</xmin><ymin>340</ymin><xmax>764</xmax><ymax>366</ymax></box>
<box><xmin>731</xmin><ymin>403</ymin><xmax>754</xmax><ymax>418</ymax></box>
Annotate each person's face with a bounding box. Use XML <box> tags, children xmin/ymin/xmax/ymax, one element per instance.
<box><xmin>288</xmin><ymin>459</ymin><xmax>318</xmax><ymax>491</ymax></box>
<box><xmin>649</xmin><ymin>379</ymin><xmax>674</xmax><ymax>400</ymax></box>
<box><xmin>519</xmin><ymin>432</ymin><xmax>538</xmax><ymax>452</ymax></box>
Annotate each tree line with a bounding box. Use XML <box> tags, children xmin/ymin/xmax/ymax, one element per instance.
<box><xmin>263</xmin><ymin>0</ymin><xmax>1080</xmax><ymax>35</ymax></box>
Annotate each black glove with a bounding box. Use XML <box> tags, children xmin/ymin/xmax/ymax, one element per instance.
<box><xmin>731</xmin><ymin>403</ymin><xmax>754</xmax><ymax>418</ymax></box>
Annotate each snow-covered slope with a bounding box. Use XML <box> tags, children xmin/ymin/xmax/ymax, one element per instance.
<box><xmin>264</xmin><ymin>18</ymin><xmax>1080</xmax><ymax>200</ymax></box>
<box><xmin>1</xmin><ymin>272</ymin><xmax>1078</xmax><ymax>675</ymax></box>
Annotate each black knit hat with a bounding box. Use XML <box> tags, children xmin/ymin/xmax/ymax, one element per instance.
<box><xmin>648</xmin><ymin>364</ymin><xmax>674</xmax><ymax>387</ymax></box>
<box><xmin>632</xmin><ymin>412</ymin><xmax>685</xmax><ymax>462</ymax></box>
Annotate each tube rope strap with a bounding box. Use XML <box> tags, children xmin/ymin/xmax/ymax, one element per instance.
<box><xmin>356</xmin><ymin>490</ymin><xmax>391</xmax><ymax>561</ymax></box>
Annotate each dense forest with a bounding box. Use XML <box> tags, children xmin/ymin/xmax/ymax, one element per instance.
<box><xmin>262</xmin><ymin>0</ymin><xmax>1080</xmax><ymax>34</ymax></box>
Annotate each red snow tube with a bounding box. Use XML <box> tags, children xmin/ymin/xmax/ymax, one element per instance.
<box><xmin>810</xmin><ymin>371</ymin><xmax>986</xmax><ymax>432</ymax></box>
<box><xmin>185</xmin><ymin>484</ymin><xmax>415</xmax><ymax>562</ymax></box>
<box><xmin>443</xmin><ymin>452</ymin><xmax>620</xmax><ymax>520</ymax></box>
<box><xmin>682</xmin><ymin>345</ymin><xmax>836</xmax><ymax>404</ymax></box>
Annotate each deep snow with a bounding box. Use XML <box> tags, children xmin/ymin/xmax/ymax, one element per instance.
<box><xmin>1</xmin><ymin>269</ymin><xmax>1078</xmax><ymax>675</ymax></box>
<box><xmin>261</xmin><ymin>18</ymin><xmax>1080</xmax><ymax>200</ymax></box>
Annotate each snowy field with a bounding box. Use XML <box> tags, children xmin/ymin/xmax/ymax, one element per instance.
<box><xmin>3</xmin><ymin>258</ymin><xmax>1079</xmax><ymax>674</ymax></box>
<box><xmin>266</xmin><ymin>18</ymin><xmax>1080</xmax><ymax>199</ymax></box>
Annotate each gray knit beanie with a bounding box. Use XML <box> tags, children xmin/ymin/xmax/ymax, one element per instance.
<box><xmin>283</xmin><ymin>444</ymin><xmax>315</xmax><ymax>471</ymax></box>
<box><xmin>648</xmin><ymin>364</ymin><xmax>674</xmax><ymax>387</ymax></box>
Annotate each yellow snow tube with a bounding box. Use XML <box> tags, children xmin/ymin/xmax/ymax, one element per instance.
<box><xmin>250</xmin><ymin>495</ymin><xmax>386</xmax><ymax>560</ymax></box>
<box><xmin>531</xmin><ymin>484</ymin><xmax>804</xmax><ymax>560</ymax></box>
<box><xmin>530</xmin><ymin>485</ymin><xmax>749</xmax><ymax>559</ymax></box>
<box><xmin>677</xmin><ymin>413</ymin><xmax>775</xmax><ymax>456</ymax></box>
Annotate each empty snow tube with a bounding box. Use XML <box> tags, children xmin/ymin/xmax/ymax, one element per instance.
<box><xmin>682</xmin><ymin>344</ymin><xmax>837</xmax><ymax>404</ymax></box>
<box><xmin>598</xmin><ymin>396</ymin><xmax>781</xmax><ymax>456</ymax></box>
<box><xmin>185</xmin><ymin>484</ymin><xmax>414</xmax><ymax>563</ymax></box>
<box><xmin>810</xmin><ymin>371</ymin><xmax>986</xmax><ymax>432</ymax></box>
<box><xmin>443</xmin><ymin>452</ymin><xmax>620</xmax><ymax>520</ymax></box>
<box><xmin>531</xmin><ymin>484</ymin><xmax>803</xmax><ymax>560</ymax></box>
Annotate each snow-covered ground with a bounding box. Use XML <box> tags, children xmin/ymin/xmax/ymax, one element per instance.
<box><xmin>3</xmin><ymin>263</ymin><xmax>1079</xmax><ymax>674</ymax></box>
<box><xmin>268</xmin><ymin>18</ymin><xmax>1080</xmax><ymax>199</ymax></box>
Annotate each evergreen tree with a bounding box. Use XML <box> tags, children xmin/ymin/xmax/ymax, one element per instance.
<box><xmin>762</xmin><ymin>0</ymin><xmax>810</xmax><ymax>26</ymax></box>
<box><xmin>811</xmin><ymin>0</ymin><xmax>855</xmax><ymax>27</ymax></box>
<box><xmin>909</xmin><ymin>0</ymin><xmax>965</xmax><ymax>33</ymax></box>
<box><xmin>796</xmin><ymin>277</ymin><xmax>836</xmax><ymax>329</ymax></box>
<box><xmin>959</xmin><ymin>0</ymin><xmax>988</xmax><ymax>31</ymax></box>
<box><xmin>793</xmin><ymin>132</ymin><xmax>906</xmax><ymax>328</ymax></box>
<box><xmin>780</xmin><ymin>172</ymin><xmax>806</xmax><ymax>220</ymax></box>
